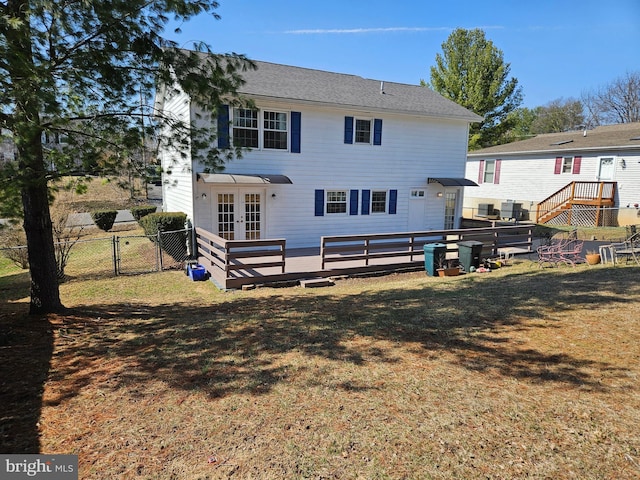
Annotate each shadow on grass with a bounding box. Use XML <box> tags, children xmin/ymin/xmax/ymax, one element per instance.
<box><xmin>51</xmin><ymin>266</ymin><xmax>637</xmax><ymax>402</ymax></box>
<box><xmin>0</xmin><ymin>306</ymin><xmax>53</xmax><ymax>453</ymax></box>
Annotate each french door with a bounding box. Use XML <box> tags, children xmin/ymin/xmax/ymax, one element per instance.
<box><xmin>444</xmin><ymin>191</ymin><xmax>458</xmax><ymax>230</ymax></box>
<box><xmin>215</xmin><ymin>189</ymin><xmax>263</xmax><ymax>240</ymax></box>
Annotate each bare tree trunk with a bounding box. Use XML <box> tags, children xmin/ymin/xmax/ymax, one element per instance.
<box><xmin>21</xmin><ymin>168</ymin><xmax>64</xmax><ymax>314</ymax></box>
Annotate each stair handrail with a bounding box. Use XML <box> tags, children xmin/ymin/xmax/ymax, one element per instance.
<box><xmin>536</xmin><ymin>181</ymin><xmax>617</xmax><ymax>223</ymax></box>
<box><xmin>536</xmin><ymin>182</ymin><xmax>575</xmax><ymax>222</ymax></box>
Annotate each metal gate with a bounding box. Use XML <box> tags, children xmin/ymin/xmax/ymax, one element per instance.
<box><xmin>115</xmin><ymin>233</ymin><xmax>160</xmax><ymax>275</ymax></box>
<box><xmin>115</xmin><ymin>228</ymin><xmax>192</xmax><ymax>275</ymax></box>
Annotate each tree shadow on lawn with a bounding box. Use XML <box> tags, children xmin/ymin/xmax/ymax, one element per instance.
<box><xmin>48</xmin><ymin>266</ymin><xmax>638</xmax><ymax>404</ymax></box>
<box><xmin>0</xmin><ymin>306</ymin><xmax>53</xmax><ymax>453</ymax></box>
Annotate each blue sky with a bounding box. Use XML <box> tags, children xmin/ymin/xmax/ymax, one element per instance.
<box><xmin>166</xmin><ymin>0</ymin><xmax>640</xmax><ymax>109</ymax></box>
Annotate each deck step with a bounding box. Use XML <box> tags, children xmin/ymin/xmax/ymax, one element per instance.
<box><xmin>299</xmin><ymin>278</ymin><xmax>334</xmax><ymax>288</ymax></box>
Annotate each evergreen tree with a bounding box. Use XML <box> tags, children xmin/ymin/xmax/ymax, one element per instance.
<box><xmin>425</xmin><ymin>28</ymin><xmax>522</xmax><ymax>149</ymax></box>
<box><xmin>0</xmin><ymin>0</ymin><xmax>252</xmax><ymax>313</ymax></box>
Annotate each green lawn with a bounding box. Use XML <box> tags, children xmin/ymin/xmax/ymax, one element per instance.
<box><xmin>2</xmin><ymin>257</ymin><xmax>640</xmax><ymax>478</ymax></box>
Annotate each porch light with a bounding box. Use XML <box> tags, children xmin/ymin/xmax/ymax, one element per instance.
<box><xmin>620</xmin><ymin>158</ymin><xmax>626</xmax><ymax>169</ymax></box>
<box><xmin>436</xmin><ymin>192</ymin><xmax>443</xmax><ymax>198</ymax></box>
<box><xmin>201</xmin><ymin>193</ymin><xmax>207</xmax><ymax>200</ymax></box>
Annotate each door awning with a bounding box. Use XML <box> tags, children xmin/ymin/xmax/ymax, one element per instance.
<box><xmin>197</xmin><ymin>173</ymin><xmax>293</xmax><ymax>184</ymax></box>
<box><xmin>428</xmin><ymin>177</ymin><xmax>478</xmax><ymax>187</ymax></box>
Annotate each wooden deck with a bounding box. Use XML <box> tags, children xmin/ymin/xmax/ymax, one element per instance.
<box><xmin>195</xmin><ymin>225</ymin><xmax>534</xmax><ymax>289</ymax></box>
<box><xmin>536</xmin><ymin>181</ymin><xmax>616</xmax><ymax>225</ymax></box>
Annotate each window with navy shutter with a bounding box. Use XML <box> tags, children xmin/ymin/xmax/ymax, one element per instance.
<box><xmin>361</xmin><ymin>190</ymin><xmax>370</xmax><ymax>215</ymax></box>
<box><xmin>291</xmin><ymin>111</ymin><xmax>301</xmax><ymax>153</ymax></box>
<box><xmin>373</xmin><ymin>119</ymin><xmax>382</xmax><ymax>145</ymax></box>
<box><xmin>389</xmin><ymin>189</ymin><xmax>397</xmax><ymax>214</ymax></box>
<box><xmin>314</xmin><ymin>190</ymin><xmax>324</xmax><ymax>216</ymax></box>
<box><xmin>349</xmin><ymin>190</ymin><xmax>359</xmax><ymax>215</ymax></box>
<box><xmin>344</xmin><ymin>116</ymin><xmax>354</xmax><ymax>144</ymax></box>
<box><xmin>217</xmin><ymin>105</ymin><xmax>230</xmax><ymax>148</ymax></box>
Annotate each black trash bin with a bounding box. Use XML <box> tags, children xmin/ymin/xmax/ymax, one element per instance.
<box><xmin>458</xmin><ymin>240</ymin><xmax>483</xmax><ymax>272</ymax></box>
<box><xmin>424</xmin><ymin>243</ymin><xmax>446</xmax><ymax>276</ymax></box>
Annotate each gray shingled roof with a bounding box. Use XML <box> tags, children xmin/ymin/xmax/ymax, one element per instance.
<box><xmin>468</xmin><ymin>122</ymin><xmax>640</xmax><ymax>156</ymax></box>
<box><xmin>234</xmin><ymin>60</ymin><xmax>482</xmax><ymax>122</ymax></box>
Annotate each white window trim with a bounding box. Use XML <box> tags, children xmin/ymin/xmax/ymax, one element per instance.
<box><xmin>353</xmin><ymin>117</ymin><xmax>373</xmax><ymax>145</ymax></box>
<box><xmin>370</xmin><ymin>190</ymin><xmax>388</xmax><ymax>214</ymax></box>
<box><xmin>231</xmin><ymin>107</ymin><xmax>290</xmax><ymax>151</ymax></box>
<box><xmin>483</xmin><ymin>159</ymin><xmax>496</xmax><ymax>183</ymax></box>
<box><xmin>561</xmin><ymin>156</ymin><xmax>574</xmax><ymax>174</ymax></box>
<box><xmin>325</xmin><ymin>189</ymin><xmax>348</xmax><ymax>215</ymax></box>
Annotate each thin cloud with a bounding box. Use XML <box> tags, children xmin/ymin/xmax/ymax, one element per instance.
<box><xmin>284</xmin><ymin>26</ymin><xmax>504</xmax><ymax>34</ymax></box>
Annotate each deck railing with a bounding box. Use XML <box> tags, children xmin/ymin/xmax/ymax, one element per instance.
<box><xmin>195</xmin><ymin>227</ymin><xmax>286</xmax><ymax>284</ymax></box>
<box><xmin>321</xmin><ymin>225</ymin><xmax>533</xmax><ymax>270</ymax></box>
<box><xmin>195</xmin><ymin>225</ymin><xmax>533</xmax><ymax>289</ymax></box>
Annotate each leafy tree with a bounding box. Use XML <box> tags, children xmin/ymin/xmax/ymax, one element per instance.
<box><xmin>504</xmin><ymin>107</ymin><xmax>538</xmax><ymax>142</ymax></box>
<box><xmin>582</xmin><ymin>71</ymin><xmax>640</xmax><ymax>125</ymax></box>
<box><xmin>424</xmin><ymin>28</ymin><xmax>523</xmax><ymax>149</ymax></box>
<box><xmin>0</xmin><ymin>0</ymin><xmax>253</xmax><ymax>313</ymax></box>
<box><xmin>530</xmin><ymin>98</ymin><xmax>584</xmax><ymax>134</ymax></box>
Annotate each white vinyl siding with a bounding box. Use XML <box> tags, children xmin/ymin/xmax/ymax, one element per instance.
<box><xmin>465</xmin><ymin>151</ymin><xmax>640</xmax><ymax>212</ymax></box>
<box><xmin>159</xmin><ymin>86</ymin><xmax>195</xmax><ymax>222</ymax></box>
<box><xmin>189</xmin><ymin>101</ymin><xmax>471</xmax><ymax>248</ymax></box>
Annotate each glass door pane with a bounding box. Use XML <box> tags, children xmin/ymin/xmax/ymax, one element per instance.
<box><xmin>217</xmin><ymin>193</ymin><xmax>235</xmax><ymax>240</ymax></box>
<box><xmin>444</xmin><ymin>192</ymin><xmax>457</xmax><ymax>230</ymax></box>
<box><xmin>244</xmin><ymin>193</ymin><xmax>261</xmax><ymax>240</ymax></box>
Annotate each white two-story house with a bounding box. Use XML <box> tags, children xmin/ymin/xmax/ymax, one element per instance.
<box><xmin>155</xmin><ymin>55</ymin><xmax>482</xmax><ymax>249</ymax></box>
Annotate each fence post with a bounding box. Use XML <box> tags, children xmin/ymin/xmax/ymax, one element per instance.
<box><xmin>112</xmin><ymin>236</ymin><xmax>119</xmax><ymax>276</ymax></box>
<box><xmin>157</xmin><ymin>231</ymin><xmax>163</xmax><ymax>271</ymax></box>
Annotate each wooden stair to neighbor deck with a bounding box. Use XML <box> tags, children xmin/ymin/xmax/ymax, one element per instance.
<box><xmin>536</xmin><ymin>181</ymin><xmax>616</xmax><ymax>226</ymax></box>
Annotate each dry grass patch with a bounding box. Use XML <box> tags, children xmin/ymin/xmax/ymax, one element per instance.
<box><xmin>2</xmin><ymin>260</ymin><xmax>640</xmax><ymax>478</ymax></box>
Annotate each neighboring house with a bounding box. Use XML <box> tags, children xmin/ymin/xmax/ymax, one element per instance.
<box><xmin>465</xmin><ymin>123</ymin><xmax>640</xmax><ymax>226</ymax></box>
<box><xmin>155</xmin><ymin>57</ymin><xmax>482</xmax><ymax>249</ymax></box>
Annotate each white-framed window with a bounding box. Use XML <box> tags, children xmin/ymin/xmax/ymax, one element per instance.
<box><xmin>483</xmin><ymin>160</ymin><xmax>496</xmax><ymax>183</ymax></box>
<box><xmin>232</xmin><ymin>108</ymin><xmax>288</xmax><ymax>150</ymax></box>
<box><xmin>371</xmin><ymin>190</ymin><xmax>387</xmax><ymax>213</ymax></box>
<box><xmin>354</xmin><ymin>118</ymin><xmax>372</xmax><ymax>144</ymax></box>
<box><xmin>326</xmin><ymin>190</ymin><xmax>347</xmax><ymax>214</ymax></box>
<box><xmin>554</xmin><ymin>155</ymin><xmax>581</xmax><ymax>175</ymax></box>
<box><xmin>232</xmin><ymin>108</ymin><xmax>259</xmax><ymax>148</ymax></box>
<box><xmin>263</xmin><ymin>111</ymin><xmax>288</xmax><ymax>149</ymax></box>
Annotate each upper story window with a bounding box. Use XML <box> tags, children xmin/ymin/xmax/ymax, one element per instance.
<box><xmin>263</xmin><ymin>111</ymin><xmax>288</xmax><ymax>150</ymax></box>
<box><xmin>232</xmin><ymin>108</ymin><xmax>259</xmax><ymax>148</ymax></box>
<box><xmin>355</xmin><ymin>119</ymin><xmax>372</xmax><ymax>144</ymax></box>
<box><xmin>344</xmin><ymin>116</ymin><xmax>383</xmax><ymax>145</ymax></box>
<box><xmin>232</xmin><ymin>108</ymin><xmax>288</xmax><ymax>150</ymax></box>
<box><xmin>562</xmin><ymin>157</ymin><xmax>573</xmax><ymax>173</ymax></box>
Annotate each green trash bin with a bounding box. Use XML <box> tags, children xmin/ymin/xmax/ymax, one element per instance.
<box><xmin>458</xmin><ymin>240</ymin><xmax>483</xmax><ymax>272</ymax></box>
<box><xmin>424</xmin><ymin>243</ymin><xmax>446</xmax><ymax>276</ymax></box>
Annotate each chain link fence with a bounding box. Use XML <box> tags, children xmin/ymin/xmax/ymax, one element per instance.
<box><xmin>0</xmin><ymin>228</ymin><xmax>193</xmax><ymax>279</ymax></box>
